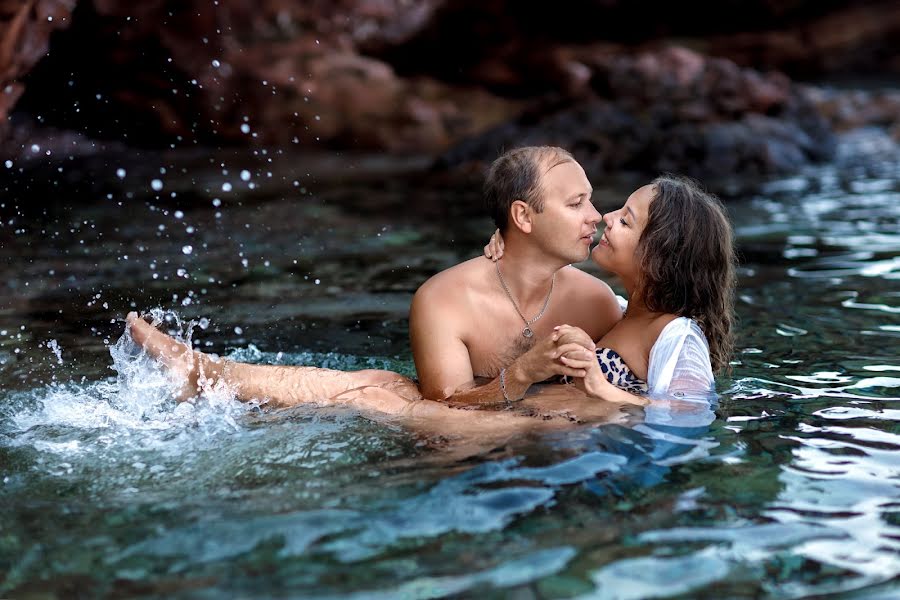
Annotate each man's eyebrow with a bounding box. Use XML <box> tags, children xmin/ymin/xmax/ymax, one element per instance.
<box><xmin>570</xmin><ymin>188</ymin><xmax>593</xmax><ymax>200</ymax></box>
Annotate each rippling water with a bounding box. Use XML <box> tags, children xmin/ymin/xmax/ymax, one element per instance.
<box><xmin>1</xmin><ymin>136</ymin><xmax>898</xmax><ymax>598</ymax></box>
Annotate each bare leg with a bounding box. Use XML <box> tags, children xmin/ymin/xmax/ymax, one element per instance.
<box><xmin>126</xmin><ymin>312</ymin><xmax>420</xmax><ymax>408</ymax></box>
<box><xmin>125</xmin><ymin>313</ymin><xmax>628</xmax><ymax>439</ymax></box>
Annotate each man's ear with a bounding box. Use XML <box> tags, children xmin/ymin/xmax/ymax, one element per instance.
<box><xmin>509</xmin><ymin>200</ymin><xmax>533</xmax><ymax>234</ymax></box>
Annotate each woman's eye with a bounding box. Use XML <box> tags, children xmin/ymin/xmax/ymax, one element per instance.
<box><xmin>619</xmin><ymin>218</ymin><xmax>628</xmax><ymax>226</ymax></box>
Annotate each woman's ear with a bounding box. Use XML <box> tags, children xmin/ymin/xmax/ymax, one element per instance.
<box><xmin>509</xmin><ymin>200</ymin><xmax>533</xmax><ymax>234</ymax></box>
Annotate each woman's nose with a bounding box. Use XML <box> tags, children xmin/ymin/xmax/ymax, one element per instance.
<box><xmin>601</xmin><ymin>211</ymin><xmax>612</xmax><ymax>227</ymax></box>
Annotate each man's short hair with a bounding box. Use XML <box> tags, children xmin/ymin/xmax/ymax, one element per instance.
<box><xmin>484</xmin><ymin>146</ymin><xmax>575</xmax><ymax>232</ymax></box>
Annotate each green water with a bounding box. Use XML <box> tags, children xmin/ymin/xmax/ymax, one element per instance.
<box><xmin>1</xmin><ymin>137</ymin><xmax>898</xmax><ymax>598</ymax></box>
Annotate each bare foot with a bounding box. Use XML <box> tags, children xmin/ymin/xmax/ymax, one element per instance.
<box><xmin>126</xmin><ymin>312</ymin><xmax>220</xmax><ymax>401</ymax></box>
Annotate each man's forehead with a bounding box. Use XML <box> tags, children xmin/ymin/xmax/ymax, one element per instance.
<box><xmin>541</xmin><ymin>158</ymin><xmax>590</xmax><ymax>192</ymax></box>
<box><xmin>543</xmin><ymin>155</ymin><xmax>575</xmax><ymax>173</ymax></box>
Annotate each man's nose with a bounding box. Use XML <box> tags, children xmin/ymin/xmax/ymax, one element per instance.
<box><xmin>587</xmin><ymin>203</ymin><xmax>601</xmax><ymax>223</ymax></box>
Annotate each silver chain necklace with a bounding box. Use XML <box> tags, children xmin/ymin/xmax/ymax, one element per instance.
<box><xmin>495</xmin><ymin>261</ymin><xmax>555</xmax><ymax>338</ymax></box>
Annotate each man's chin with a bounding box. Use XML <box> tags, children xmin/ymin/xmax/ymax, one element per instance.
<box><xmin>566</xmin><ymin>249</ymin><xmax>592</xmax><ymax>265</ymax></box>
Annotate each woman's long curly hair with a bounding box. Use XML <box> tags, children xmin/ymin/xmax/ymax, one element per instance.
<box><xmin>638</xmin><ymin>175</ymin><xmax>736</xmax><ymax>373</ymax></box>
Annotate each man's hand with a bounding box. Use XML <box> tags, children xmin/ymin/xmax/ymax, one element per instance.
<box><xmin>503</xmin><ymin>335</ymin><xmax>591</xmax><ymax>399</ymax></box>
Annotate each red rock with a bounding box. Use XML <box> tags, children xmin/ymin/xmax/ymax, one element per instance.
<box><xmin>0</xmin><ymin>0</ymin><xmax>77</xmax><ymax>136</ymax></box>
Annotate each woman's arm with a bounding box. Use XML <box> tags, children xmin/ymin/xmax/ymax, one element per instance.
<box><xmin>551</xmin><ymin>325</ymin><xmax>648</xmax><ymax>406</ymax></box>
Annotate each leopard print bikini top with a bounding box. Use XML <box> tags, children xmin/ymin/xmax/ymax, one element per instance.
<box><xmin>595</xmin><ymin>347</ymin><xmax>648</xmax><ymax>395</ymax></box>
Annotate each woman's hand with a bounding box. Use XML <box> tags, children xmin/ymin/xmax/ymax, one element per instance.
<box><xmin>561</xmin><ymin>348</ymin><xmax>649</xmax><ymax>406</ymax></box>
<box><xmin>558</xmin><ymin>347</ymin><xmax>608</xmax><ymax>397</ymax></box>
<box><xmin>484</xmin><ymin>229</ymin><xmax>505</xmax><ymax>261</ymax></box>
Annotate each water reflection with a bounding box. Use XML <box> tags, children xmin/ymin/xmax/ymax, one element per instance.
<box><xmin>1</xmin><ymin>140</ymin><xmax>899</xmax><ymax>597</ymax></box>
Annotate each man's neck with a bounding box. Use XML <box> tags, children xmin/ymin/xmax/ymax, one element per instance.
<box><xmin>495</xmin><ymin>237</ymin><xmax>565</xmax><ymax>307</ymax></box>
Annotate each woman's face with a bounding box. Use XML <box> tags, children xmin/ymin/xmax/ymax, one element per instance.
<box><xmin>591</xmin><ymin>184</ymin><xmax>654</xmax><ymax>281</ymax></box>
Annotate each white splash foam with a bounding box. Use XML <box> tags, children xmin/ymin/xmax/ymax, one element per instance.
<box><xmin>5</xmin><ymin>309</ymin><xmax>251</xmax><ymax>452</ymax></box>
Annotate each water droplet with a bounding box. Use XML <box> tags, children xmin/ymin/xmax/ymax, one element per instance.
<box><xmin>222</xmin><ymin>182</ymin><xmax>232</xmax><ymax>192</ymax></box>
<box><xmin>30</xmin><ymin>144</ymin><xmax>40</xmax><ymax>153</ymax></box>
<box><xmin>151</xmin><ymin>179</ymin><xmax>163</xmax><ymax>191</ymax></box>
<box><xmin>234</xmin><ymin>326</ymin><xmax>243</xmax><ymax>335</ymax></box>
<box><xmin>174</xmin><ymin>210</ymin><xmax>184</xmax><ymax>219</ymax></box>
<box><xmin>4</xmin><ymin>160</ymin><xmax>11</xmax><ymax>168</ymax></box>
<box><xmin>212</xmin><ymin>59</ymin><xmax>221</xmax><ymax>68</ymax></box>
<box><xmin>116</xmin><ymin>168</ymin><xmax>126</xmax><ymax>178</ymax></box>
<box><xmin>212</xmin><ymin>198</ymin><xmax>222</xmax><ymax>207</ymax></box>
<box><xmin>199</xmin><ymin>317</ymin><xmax>210</xmax><ymax>329</ymax></box>
<box><xmin>182</xmin><ymin>245</ymin><xmax>193</xmax><ymax>255</ymax></box>
<box><xmin>240</xmin><ymin>124</ymin><xmax>250</xmax><ymax>134</ymax></box>
<box><xmin>240</xmin><ymin>170</ymin><xmax>251</xmax><ymax>181</ymax></box>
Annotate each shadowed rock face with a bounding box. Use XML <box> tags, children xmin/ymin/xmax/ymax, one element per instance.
<box><xmin>437</xmin><ymin>46</ymin><xmax>838</xmax><ymax>178</ymax></box>
<box><xmin>1</xmin><ymin>0</ymin><xmax>897</xmax><ymax>176</ymax></box>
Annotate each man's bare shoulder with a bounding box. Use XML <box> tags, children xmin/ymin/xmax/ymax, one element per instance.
<box><xmin>413</xmin><ymin>257</ymin><xmax>491</xmax><ymax>306</ymax></box>
<box><xmin>554</xmin><ymin>266</ymin><xmax>623</xmax><ymax>338</ymax></box>
<box><xmin>557</xmin><ymin>265</ymin><xmax>617</xmax><ymax>300</ymax></box>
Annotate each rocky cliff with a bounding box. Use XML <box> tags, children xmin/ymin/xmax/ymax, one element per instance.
<box><xmin>2</xmin><ymin>0</ymin><xmax>898</xmax><ymax>176</ymax></box>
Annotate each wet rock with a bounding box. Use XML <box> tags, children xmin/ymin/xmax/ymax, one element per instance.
<box><xmin>807</xmin><ymin>88</ymin><xmax>900</xmax><ymax>132</ymax></box>
<box><xmin>3</xmin><ymin>0</ymin><xmax>520</xmax><ymax>153</ymax></box>
<box><xmin>439</xmin><ymin>47</ymin><xmax>836</xmax><ymax>178</ymax></box>
<box><xmin>1</xmin><ymin>0</ymin><xmax>894</xmax><ymax>178</ymax></box>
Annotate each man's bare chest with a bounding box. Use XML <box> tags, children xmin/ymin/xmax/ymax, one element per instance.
<box><xmin>460</xmin><ymin>290</ymin><xmax>583</xmax><ymax>378</ymax></box>
<box><xmin>467</xmin><ymin>333</ymin><xmax>535</xmax><ymax>379</ymax></box>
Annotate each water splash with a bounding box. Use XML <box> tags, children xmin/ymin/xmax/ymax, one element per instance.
<box><xmin>45</xmin><ymin>339</ymin><xmax>63</xmax><ymax>365</ymax></box>
<box><xmin>3</xmin><ymin>309</ymin><xmax>249</xmax><ymax>451</ymax></box>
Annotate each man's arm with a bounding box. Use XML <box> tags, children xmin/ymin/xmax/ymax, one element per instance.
<box><xmin>409</xmin><ymin>286</ymin><xmax>475</xmax><ymax>400</ymax></box>
<box><xmin>410</xmin><ymin>285</ymin><xmax>590</xmax><ymax>404</ymax></box>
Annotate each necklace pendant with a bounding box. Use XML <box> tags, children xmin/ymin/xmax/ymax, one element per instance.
<box><xmin>522</xmin><ymin>327</ymin><xmax>534</xmax><ymax>338</ymax></box>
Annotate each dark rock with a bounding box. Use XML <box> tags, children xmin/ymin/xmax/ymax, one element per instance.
<box><xmin>807</xmin><ymin>88</ymin><xmax>900</xmax><ymax>132</ymax></box>
<box><xmin>439</xmin><ymin>47</ymin><xmax>837</xmax><ymax>178</ymax></box>
<box><xmin>1</xmin><ymin>0</ymin><xmax>895</xmax><ymax>178</ymax></box>
<box><xmin>706</xmin><ymin>0</ymin><xmax>900</xmax><ymax>78</ymax></box>
<box><xmin>0</xmin><ymin>0</ymin><xmax>77</xmax><ymax>138</ymax></box>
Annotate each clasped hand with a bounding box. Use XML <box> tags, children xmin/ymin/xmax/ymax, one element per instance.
<box><xmin>551</xmin><ymin>324</ymin><xmax>615</xmax><ymax>398</ymax></box>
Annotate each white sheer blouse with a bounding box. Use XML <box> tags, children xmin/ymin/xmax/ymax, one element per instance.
<box><xmin>616</xmin><ymin>295</ymin><xmax>715</xmax><ymax>397</ymax></box>
<box><xmin>647</xmin><ymin>317</ymin><xmax>715</xmax><ymax>397</ymax></box>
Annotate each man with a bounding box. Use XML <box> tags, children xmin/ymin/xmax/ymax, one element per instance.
<box><xmin>127</xmin><ymin>146</ymin><xmax>621</xmax><ymax>412</ymax></box>
<box><xmin>410</xmin><ymin>146</ymin><xmax>621</xmax><ymax>403</ymax></box>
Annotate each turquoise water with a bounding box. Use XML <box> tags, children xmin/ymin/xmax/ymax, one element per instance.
<box><xmin>1</xmin><ymin>136</ymin><xmax>898</xmax><ymax>598</ymax></box>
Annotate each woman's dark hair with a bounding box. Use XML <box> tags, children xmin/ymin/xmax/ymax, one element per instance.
<box><xmin>638</xmin><ymin>175</ymin><xmax>736</xmax><ymax>373</ymax></box>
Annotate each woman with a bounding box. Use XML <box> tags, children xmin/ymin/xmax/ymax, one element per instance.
<box><xmin>126</xmin><ymin>174</ymin><xmax>734</xmax><ymax>425</ymax></box>
<box><xmin>488</xmin><ymin>174</ymin><xmax>735</xmax><ymax>403</ymax></box>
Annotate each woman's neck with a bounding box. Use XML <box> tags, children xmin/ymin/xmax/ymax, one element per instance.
<box><xmin>621</xmin><ymin>287</ymin><xmax>656</xmax><ymax>320</ymax></box>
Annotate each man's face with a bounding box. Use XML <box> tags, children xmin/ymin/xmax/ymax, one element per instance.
<box><xmin>529</xmin><ymin>159</ymin><xmax>600</xmax><ymax>264</ymax></box>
